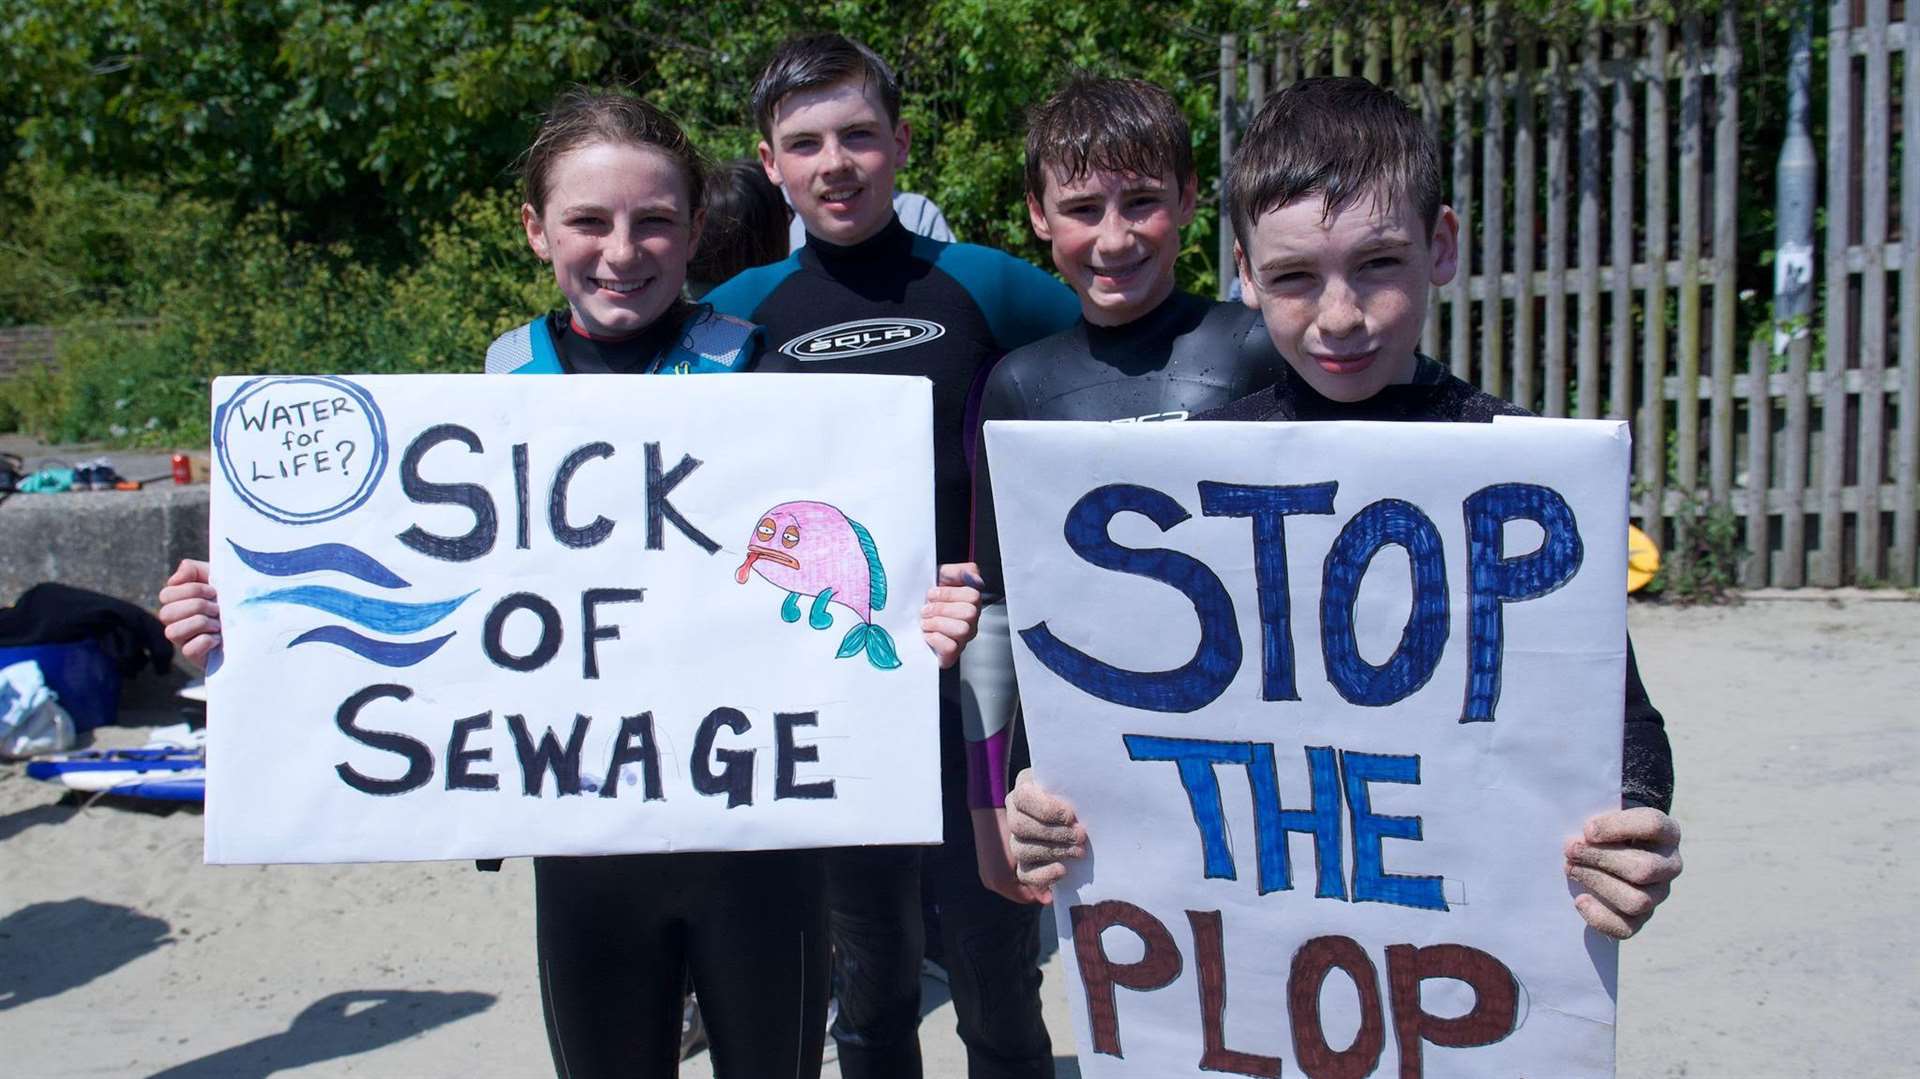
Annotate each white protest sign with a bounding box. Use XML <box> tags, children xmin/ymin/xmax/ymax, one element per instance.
<box><xmin>988</xmin><ymin>419</ymin><xmax>1629</xmax><ymax>1079</ymax></box>
<box><xmin>205</xmin><ymin>373</ymin><xmax>940</xmax><ymax>864</ymax></box>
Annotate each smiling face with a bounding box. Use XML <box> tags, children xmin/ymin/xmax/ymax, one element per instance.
<box><xmin>1030</xmin><ymin>165</ymin><xmax>1196</xmax><ymax>327</ymax></box>
<box><xmin>1237</xmin><ymin>186</ymin><xmax>1458</xmax><ymax>403</ymax></box>
<box><xmin>759</xmin><ymin>76</ymin><xmax>909</xmax><ymax>247</ymax></box>
<box><xmin>522</xmin><ymin>141</ymin><xmax>701</xmax><ymax>338</ymax></box>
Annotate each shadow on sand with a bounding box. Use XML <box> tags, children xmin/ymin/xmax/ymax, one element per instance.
<box><xmin>147</xmin><ymin>989</ymin><xmax>496</xmax><ymax>1079</ymax></box>
<box><xmin>0</xmin><ymin>800</ymin><xmax>76</xmax><ymax>842</ymax></box>
<box><xmin>0</xmin><ymin>897</ymin><xmax>172</xmax><ymax>1011</ymax></box>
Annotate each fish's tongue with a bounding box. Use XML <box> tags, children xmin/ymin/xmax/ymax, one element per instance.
<box><xmin>734</xmin><ymin>550</ymin><xmax>761</xmax><ymax>584</ymax></box>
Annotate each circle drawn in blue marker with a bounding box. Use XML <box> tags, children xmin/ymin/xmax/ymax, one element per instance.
<box><xmin>213</xmin><ymin>376</ymin><xmax>389</xmax><ymax>526</ymax></box>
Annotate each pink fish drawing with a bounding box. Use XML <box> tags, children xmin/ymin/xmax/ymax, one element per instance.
<box><xmin>734</xmin><ymin>500</ymin><xmax>899</xmax><ymax>670</ymax></box>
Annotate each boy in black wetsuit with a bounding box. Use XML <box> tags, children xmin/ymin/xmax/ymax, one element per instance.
<box><xmin>1003</xmin><ymin>77</ymin><xmax>1684</xmax><ymax>944</ymax></box>
<box><xmin>705</xmin><ymin>33</ymin><xmax>1077</xmax><ymax>1079</ymax></box>
<box><xmin>962</xmin><ymin>77</ymin><xmax>1284</xmax><ymax>902</ymax></box>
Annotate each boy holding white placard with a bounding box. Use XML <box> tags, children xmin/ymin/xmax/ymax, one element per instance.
<box><xmin>962</xmin><ymin>75</ymin><xmax>1285</xmax><ymax>904</ymax></box>
<box><xmin>1002</xmin><ymin>77</ymin><xmax>1681</xmax><ymax>943</ymax></box>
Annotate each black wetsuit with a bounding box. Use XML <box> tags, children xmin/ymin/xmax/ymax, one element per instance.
<box><xmin>1200</xmin><ymin>355</ymin><xmax>1675</xmax><ymax>811</ymax></box>
<box><xmin>971</xmin><ymin>289</ymin><xmax>1282</xmax><ymax>595</ymax></box>
<box><xmin>706</xmin><ymin>217</ymin><xmax>1078</xmax><ymax>1079</ymax></box>
<box><xmin>963</xmin><ymin>290</ymin><xmax>1284</xmax><ymax>812</ymax></box>
<box><xmin>485</xmin><ymin>311</ymin><xmax>831</xmax><ymax>1079</ymax></box>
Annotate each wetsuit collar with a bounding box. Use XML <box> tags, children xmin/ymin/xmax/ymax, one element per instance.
<box><xmin>802</xmin><ymin>214</ymin><xmax>913</xmax><ymax>273</ymax></box>
<box><xmin>1081</xmin><ymin>289</ymin><xmax>1206</xmax><ymax>347</ymax></box>
<box><xmin>547</xmin><ymin>303</ymin><xmax>689</xmax><ymax>375</ymax></box>
<box><xmin>1276</xmin><ymin>352</ymin><xmax>1455</xmax><ymax>421</ymax></box>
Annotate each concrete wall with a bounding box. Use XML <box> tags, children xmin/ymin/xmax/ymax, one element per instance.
<box><xmin>0</xmin><ymin>485</ymin><xmax>208</xmax><ymax>610</ymax></box>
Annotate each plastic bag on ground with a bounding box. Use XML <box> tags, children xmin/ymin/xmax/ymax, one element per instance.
<box><xmin>0</xmin><ymin>659</ymin><xmax>78</xmax><ymax>758</ymax></box>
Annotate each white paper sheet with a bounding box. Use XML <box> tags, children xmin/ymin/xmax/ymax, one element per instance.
<box><xmin>204</xmin><ymin>373</ymin><xmax>940</xmax><ymax>864</ymax></box>
<box><xmin>988</xmin><ymin>418</ymin><xmax>1629</xmax><ymax>1078</ymax></box>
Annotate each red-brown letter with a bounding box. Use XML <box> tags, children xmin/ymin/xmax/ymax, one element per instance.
<box><xmin>1287</xmin><ymin>935</ymin><xmax>1387</xmax><ymax>1079</ymax></box>
<box><xmin>1187</xmin><ymin>909</ymin><xmax>1282</xmax><ymax>1076</ymax></box>
<box><xmin>1385</xmin><ymin>942</ymin><xmax>1520</xmax><ymax>1079</ymax></box>
<box><xmin>1070</xmin><ymin>900</ymin><xmax>1183</xmax><ymax>1057</ymax></box>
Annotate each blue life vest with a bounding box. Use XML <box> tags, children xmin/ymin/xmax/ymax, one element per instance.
<box><xmin>483</xmin><ymin>309</ymin><xmax>758</xmax><ymax>375</ymax></box>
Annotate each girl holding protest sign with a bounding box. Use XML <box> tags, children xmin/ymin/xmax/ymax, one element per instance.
<box><xmin>158</xmin><ymin>89</ymin><xmax>984</xmax><ymax>1079</ymax></box>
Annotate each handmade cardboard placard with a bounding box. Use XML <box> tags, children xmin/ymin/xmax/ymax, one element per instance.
<box><xmin>987</xmin><ymin>418</ymin><xmax>1629</xmax><ymax>1079</ymax></box>
<box><xmin>204</xmin><ymin>373</ymin><xmax>939</xmax><ymax>864</ymax></box>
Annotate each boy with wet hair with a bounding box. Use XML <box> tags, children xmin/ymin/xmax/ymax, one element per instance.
<box><xmin>707</xmin><ymin>31</ymin><xmax>1077</xmax><ymax>1079</ymax></box>
<box><xmin>1004</xmin><ymin>77</ymin><xmax>1683</xmax><ymax>946</ymax></box>
<box><xmin>963</xmin><ymin>75</ymin><xmax>1282</xmax><ymax>903</ymax></box>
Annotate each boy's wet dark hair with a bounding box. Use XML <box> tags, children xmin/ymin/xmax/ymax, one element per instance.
<box><xmin>520</xmin><ymin>88</ymin><xmax>707</xmax><ymax>216</ymax></box>
<box><xmin>688</xmin><ymin>158</ymin><xmax>790</xmax><ymax>286</ymax></box>
<box><xmin>751</xmin><ymin>33</ymin><xmax>901</xmax><ymax>137</ymax></box>
<box><xmin>1023</xmin><ymin>75</ymin><xmax>1193</xmax><ymax>201</ymax></box>
<box><xmin>1226</xmin><ymin>76</ymin><xmax>1441</xmax><ymax>249</ymax></box>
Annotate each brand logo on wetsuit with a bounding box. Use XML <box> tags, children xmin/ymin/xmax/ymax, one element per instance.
<box><xmin>1111</xmin><ymin>410</ymin><xmax>1191</xmax><ymax>424</ymax></box>
<box><xmin>779</xmin><ymin>318</ymin><xmax>946</xmax><ymax>361</ymax></box>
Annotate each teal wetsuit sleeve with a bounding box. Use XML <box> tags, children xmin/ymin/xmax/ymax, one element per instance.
<box><xmin>702</xmin><ymin>256</ymin><xmax>801</xmax><ymax>323</ymax></box>
<box><xmin>929</xmin><ymin>242</ymin><xmax>1080</xmax><ymax>351</ymax></box>
<box><xmin>997</xmin><ymin>254</ymin><xmax>1081</xmax><ymax>348</ymax></box>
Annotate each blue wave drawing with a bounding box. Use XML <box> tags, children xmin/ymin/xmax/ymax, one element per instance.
<box><xmin>289</xmin><ymin>626</ymin><xmax>454</xmax><ymax>667</ymax></box>
<box><xmin>229</xmin><ymin>540</ymin><xmax>411</xmax><ymax>589</ymax></box>
<box><xmin>245</xmin><ymin>585</ymin><xmax>475</xmax><ymax>635</ymax></box>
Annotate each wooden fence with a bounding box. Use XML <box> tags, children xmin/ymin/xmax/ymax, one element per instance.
<box><xmin>1220</xmin><ymin>2</ymin><xmax>1917</xmax><ymax>588</ymax></box>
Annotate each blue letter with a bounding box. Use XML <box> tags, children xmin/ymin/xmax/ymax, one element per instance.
<box><xmin>1199</xmin><ymin>481</ymin><xmax>1338</xmax><ymax>702</ymax></box>
<box><xmin>1124</xmin><ymin>735</ymin><xmax>1253</xmax><ymax>882</ymax></box>
<box><xmin>1021</xmin><ymin>485</ymin><xmax>1240</xmax><ymax>713</ymax></box>
<box><xmin>1320</xmin><ymin>499</ymin><xmax>1450</xmax><ymax>706</ymax></box>
<box><xmin>1462</xmin><ymin>484</ymin><xmax>1584</xmax><ymax>723</ymax></box>
<box><xmin>1248</xmin><ymin>744</ymin><xmax>1348</xmax><ymax>899</ymax></box>
<box><xmin>1340</xmin><ymin>751</ymin><xmax>1446</xmax><ymax>911</ymax></box>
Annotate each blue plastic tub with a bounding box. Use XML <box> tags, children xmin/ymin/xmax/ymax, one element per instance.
<box><xmin>0</xmin><ymin>639</ymin><xmax>121</xmax><ymax>730</ymax></box>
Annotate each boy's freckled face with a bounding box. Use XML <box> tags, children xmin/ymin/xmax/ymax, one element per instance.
<box><xmin>1237</xmin><ymin>190</ymin><xmax>1458</xmax><ymax>403</ymax></box>
<box><xmin>760</xmin><ymin>77</ymin><xmax>908</xmax><ymax>247</ymax></box>
<box><xmin>522</xmin><ymin>142</ymin><xmax>699</xmax><ymax>338</ymax></box>
<box><xmin>1030</xmin><ymin>166</ymin><xmax>1197</xmax><ymax>327</ymax></box>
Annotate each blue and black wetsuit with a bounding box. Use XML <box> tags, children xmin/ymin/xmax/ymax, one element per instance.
<box><xmin>707</xmin><ymin>216</ymin><xmax>1078</xmax><ymax>1079</ymax></box>
<box><xmin>488</xmin><ymin>305</ymin><xmax>833</xmax><ymax>1079</ymax></box>
<box><xmin>962</xmin><ymin>289</ymin><xmax>1284</xmax><ymax>810</ymax></box>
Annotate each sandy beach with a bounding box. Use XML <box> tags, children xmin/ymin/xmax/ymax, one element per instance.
<box><xmin>3</xmin><ymin>596</ymin><xmax>1915</xmax><ymax>1078</ymax></box>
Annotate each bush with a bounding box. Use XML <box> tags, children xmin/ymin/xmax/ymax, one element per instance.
<box><xmin>5</xmin><ymin>175</ymin><xmax>558</xmax><ymax>445</ymax></box>
<box><xmin>0</xmin><ymin>166</ymin><xmax>190</xmax><ymax>326</ymax></box>
<box><xmin>377</xmin><ymin>190</ymin><xmax>560</xmax><ymax>372</ymax></box>
<box><xmin>1645</xmin><ymin>495</ymin><xmax>1747</xmax><ymax>605</ymax></box>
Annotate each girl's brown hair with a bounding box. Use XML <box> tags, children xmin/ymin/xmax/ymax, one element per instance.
<box><xmin>519</xmin><ymin>89</ymin><xmax>709</xmax><ymax>217</ymax></box>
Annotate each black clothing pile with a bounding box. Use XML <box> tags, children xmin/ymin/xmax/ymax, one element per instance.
<box><xmin>0</xmin><ymin>583</ymin><xmax>173</xmax><ymax>677</ymax></box>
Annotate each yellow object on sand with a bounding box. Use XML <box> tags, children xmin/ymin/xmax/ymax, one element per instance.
<box><xmin>1627</xmin><ymin>525</ymin><xmax>1660</xmax><ymax>593</ymax></box>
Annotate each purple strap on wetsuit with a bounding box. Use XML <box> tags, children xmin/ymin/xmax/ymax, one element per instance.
<box><xmin>965</xmin><ymin>728</ymin><xmax>1013</xmax><ymax>809</ymax></box>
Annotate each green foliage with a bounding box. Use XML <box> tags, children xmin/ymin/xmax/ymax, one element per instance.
<box><xmin>0</xmin><ymin>163</ymin><xmax>183</xmax><ymax>323</ymax></box>
<box><xmin>1645</xmin><ymin>494</ymin><xmax>1746</xmax><ymax>604</ymax></box>
<box><xmin>377</xmin><ymin>190</ymin><xmax>559</xmax><ymax>372</ymax></box>
<box><xmin>0</xmin><ymin>0</ymin><xmax>604</xmax><ymax>246</ymax></box>
<box><xmin>0</xmin><ymin>0</ymin><xmax>1249</xmax><ymax>447</ymax></box>
<box><xmin>0</xmin><ymin>0</ymin><xmax>1828</xmax><ymax>444</ymax></box>
<box><xmin>5</xmin><ymin>174</ymin><xmax>548</xmax><ymax>443</ymax></box>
